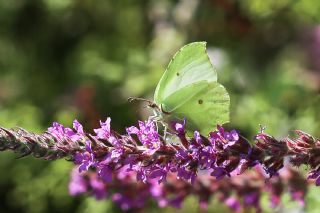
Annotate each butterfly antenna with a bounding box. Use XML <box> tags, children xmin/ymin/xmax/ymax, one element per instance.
<box><xmin>127</xmin><ymin>97</ymin><xmax>160</xmax><ymax>110</ymax></box>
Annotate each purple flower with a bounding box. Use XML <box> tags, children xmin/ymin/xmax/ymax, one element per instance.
<box><xmin>224</xmin><ymin>197</ymin><xmax>241</xmax><ymax>212</ymax></box>
<box><xmin>73</xmin><ymin>120</ymin><xmax>84</xmax><ymax>134</ymax></box>
<box><xmin>37</xmin><ymin>117</ymin><xmax>319</xmax><ymax>210</ymax></box>
<box><xmin>99</xmin><ymin>148</ymin><xmax>124</xmax><ymax>165</ymax></box>
<box><xmin>173</xmin><ymin>119</ymin><xmax>186</xmax><ymax>137</ymax></box>
<box><xmin>173</xmin><ymin>119</ymin><xmax>189</xmax><ymax>148</ymax></box>
<box><xmin>193</xmin><ymin>131</ymin><xmax>202</xmax><ymax>145</ymax></box>
<box><xmin>199</xmin><ymin>199</ymin><xmax>208</xmax><ymax>210</ymax></box>
<box><xmin>169</xmin><ymin>196</ymin><xmax>185</xmax><ymax>208</ymax></box>
<box><xmin>69</xmin><ymin>169</ymin><xmax>88</xmax><ymax>196</ymax></box>
<box><xmin>66</xmin><ymin>120</ymin><xmax>85</xmax><ymax>142</ymax></box>
<box><xmin>94</xmin><ymin>118</ymin><xmax>122</xmax><ymax>150</ymax></box>
<box><xmin>74</xmin><ymin>141</ymin><xmax>95</xmax><ymax>172</ymax></box>
<box><xmin>136</xmin><ymin>169</ymin><xmax>148</xmax><ymax>183</ymax></box>
<box><xmin>47</xmin><ymin>122</ymin><xmax>66</xmax><ymax>140</ymax></box>
<box><xmin>308</xmin><ymin>168</ymin><xmax>320</xmax><ymax>186</ymax></box>
<box><xmin>177</xmin><ymin>167</ymin><xmax>196</xmax><ymax>182</ymax></box>
<box><xmin>210</xmin><ymin>166</ymin><xmax>229</xmax><ymax>179</ymax></box>
<box><xmin>243</xmin><ymin>192</ymin><xmax>260</xmax><ymax>208</ymax></box>
<box><xmin>94</xmin><ymin>118</ymin><xmax>112</xmax><ymax>140</ymax></box>
<box><xmin>199</xmin><ymin>146</ymin><xmax>215</xmax><ymax>168</ymax></box>
<box><xmin>127</xmin><ymin>120</ymin><xmax>160</xmax><ymax>155</ymax></box>
<box><xmin>175</xmin><ymin>149</ymin><xmax>197</xmax><ymax>182</ymax></box>
<box><xmin>149</xmin><ymin>181</ymin><xmax>163</xmax><ymax>197</ymax></box>
<box><xmin>48</xmin><ymin>120</ymin><xmax>85</xmax><ymax>142</ymax></box>
<box><xmin>223</xmin><ymin>130</ymin><xmax>239</xmax><ymax>148</ymax></box>
<box><xmin>290</xmin><ymin>191</ymin><xmax>305</xmax><ymax>206</ymax></box>
<box><xmin>90</xmin><ymin>175</ymin><xmax>107</xmax><ymax>199</ymax></box>
<box><xmin>209</xmin><ymin>125</ymin><xmax>239</xmax><ymax>149</ymax></box>
<box><xmin>112</xmin><ymin>192</ymin><xmax>146</xmax><ymax>210</ymax></box>
<box><xmin>157</xmin><ymin>195</ymin><xmax>185</xmax><ymax>209</ymax></box>
<box><xmin>98</xmin><ymin>166</ymin><xmax>113</xmax><ymax>183</ymax></box>
<box><xmin>130</xmin><ymin>164</ymin><xmax>148</xmax><ymax>183</ymax></box>
<box><xmin>149</xmin><ymin>165</ymin><xmax>169</xmax><ymax>183</ymax></box>
<box><xmin>209</xmin><ymin>125</ymin><xmax>226</xmax><ymax>142</ymax></box>
<box><xmin>94</xmin><ymin>149</ymin><xmax>124</xmax><ymax>183</ymax></box>
<box><xmin>112</xmin><ymin>193</ymin><xmax>131</xmax><ymax>210</ymax></box>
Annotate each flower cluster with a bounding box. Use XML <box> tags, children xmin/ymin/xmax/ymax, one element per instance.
<box><xmin>69</xmin><ymin>165</ymin><xmax>307</xmax><ymax>212</ymax></box>
<box><xmin>0</xmin><ymin>118</ymin><xmax>319</xmax><ymax>212</ymax></box>
<box><xmin>61</xmin><ymin>118</ymin><xmax>319</xmax><ymax>186</ymax></box>
<box><xmin>65</xmin><ymin>119</ymin><xmax>255</xmax><ymax>184</ymax></box>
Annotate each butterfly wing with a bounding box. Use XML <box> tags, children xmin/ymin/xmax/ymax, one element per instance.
<box><xmin>161</xmin><ymin>81</ymin><xmax>230</xmax><ymax>136</ymax></box>
<box><xmin>154</xmin><ymin>42</ymin><xmax>217</xmax><ymax>104</ymax></box>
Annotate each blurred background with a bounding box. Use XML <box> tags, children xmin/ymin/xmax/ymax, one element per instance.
<box><xmin>0</xmin><ymin>0</ymin><xmax>319</xmax><ymax>212</ymax></box>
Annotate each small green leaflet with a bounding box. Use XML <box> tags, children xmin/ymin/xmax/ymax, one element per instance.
<box><xmin>154</xmin><ymin>42</ymin><xmax>230</xmax><ymax>136</ymax></box>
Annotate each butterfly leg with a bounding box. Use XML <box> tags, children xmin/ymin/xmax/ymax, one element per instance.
<box><xmin>159</xmin><ymin>121</ymin><xmax>175</xmax><ymax>143</ymax></box>
<box><xmin>163</xmin><ymin>124</ymin><xmax>167</xmax><ymax>142</ymax></box>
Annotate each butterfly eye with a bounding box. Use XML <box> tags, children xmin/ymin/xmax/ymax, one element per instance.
<box><xmin>176</xmin><ymin>73</ymin><xmax>180</xmax><ymax>76</ymax></box>
<box><xmin>198</xmin><ymin>99</ymin><xmax>203</xmax><ymax>105</ymax></box>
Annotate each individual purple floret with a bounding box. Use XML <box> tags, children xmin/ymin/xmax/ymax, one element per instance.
<box><xmin>74</xmin><ymin>141</ymin><xmax>95</xmax><ymax>172</ymax></box>
<box><xmin>94</xmin><ymin>118</ymin><xmax>122</xmax><ymax>148</ymax></box>
<box><xmin>308</xmin><ymin>168</ymin><xmax>320</xmax><ymax>186</ymax></box>
<box><xmin>90</xmin><ymin>175</ymin><xmax>107</xmax><ymax>200</ymax></box>
<box><xmin>94</xmin><ymin>118</ymin><xmax>112</xmax><ymax>140</ymax></box>
<box><xmin>48</xmin><ymin>120</ymin><xmax>85</xmax><ymax>142</ymax></box>
<box><xmin>126</xmin><ymin>120</ymin><xmax>161</xmax><ymax>155</ymax></box>
<box><xmin>47</xmin><ymin>122</ymin><xmax>68</xmax><ymax>140</ymax></box>
<box><xmin>69</xmin><ymin>169</ymin><xmax>88</xmax><ymax>196</ymax></box>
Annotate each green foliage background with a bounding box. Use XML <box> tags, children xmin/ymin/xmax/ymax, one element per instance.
<box><xmin>0</xmin><ymin>0</ymin><xmax>319</xmax><ymax>212</ymax></box>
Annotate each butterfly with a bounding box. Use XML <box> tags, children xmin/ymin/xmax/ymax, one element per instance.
<box><xmin>153</xmin><ymin>42</ymin><xmax>230</xmax><ymax>136</ymax></box>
